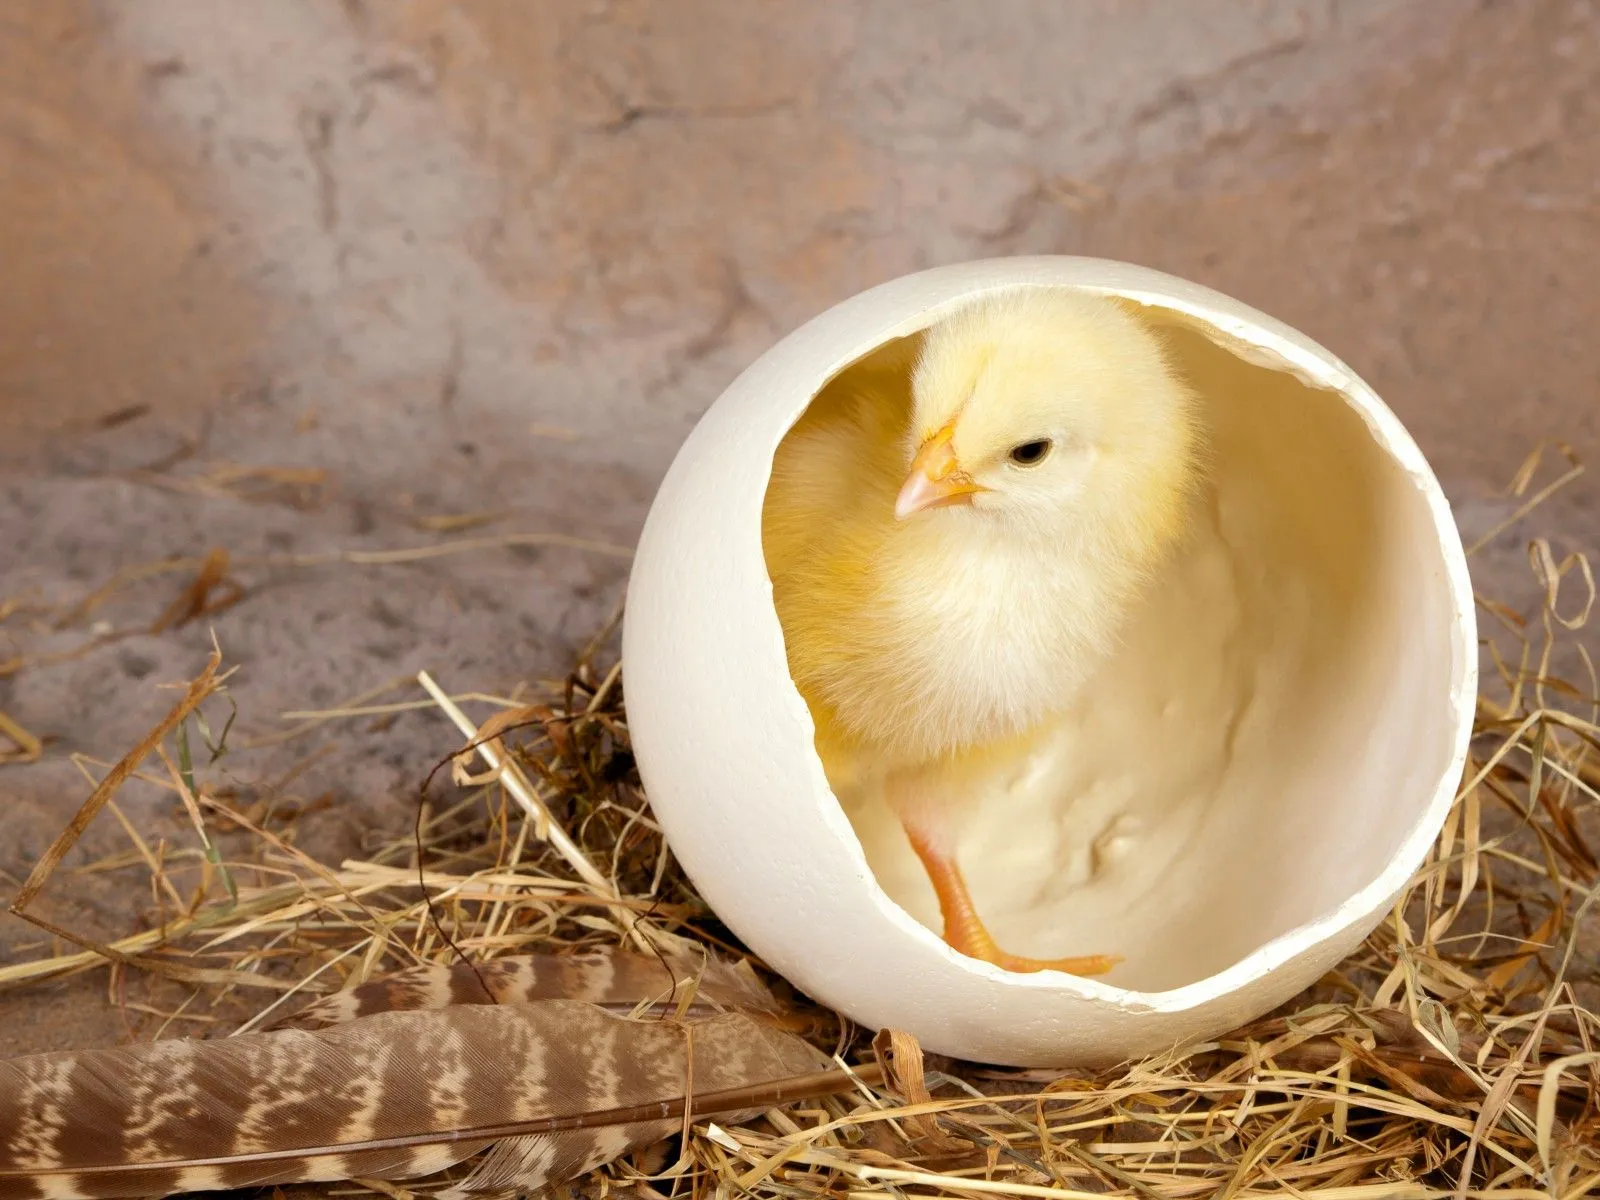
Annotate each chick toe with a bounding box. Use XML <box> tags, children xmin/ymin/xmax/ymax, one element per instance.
<box><xmin>902</xmin><ymin>813</ymin><xmax>1119</xmax><ymax>978</ymax></box>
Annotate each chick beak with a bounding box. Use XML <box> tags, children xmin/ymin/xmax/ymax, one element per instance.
<box><xmin>895</xmin><ymin>425</ymin><xmax>985</xmax><ymax>520</ymax></box>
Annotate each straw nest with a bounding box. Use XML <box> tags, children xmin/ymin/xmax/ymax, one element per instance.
<box><xmin>2</xmin><ymin>448</ymin><xmax>1598</xmax><ymax>1200</ymax></box>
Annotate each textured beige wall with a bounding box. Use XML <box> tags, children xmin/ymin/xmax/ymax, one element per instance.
<box><xmin>1</xmin><ymin>0</ymin><xmax>1595</xmax><ymax>1051</ymax></box>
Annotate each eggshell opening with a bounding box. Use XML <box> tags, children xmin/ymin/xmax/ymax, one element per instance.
<box><xmin>830</xmin><ymin>312</ymin><xmax>1454</xmax><ymax>992</ymax></box>
<box><xmin>623</xmin><ymin>257</ymin><xmax>1475</xmax><ymax>1067</ymax></box>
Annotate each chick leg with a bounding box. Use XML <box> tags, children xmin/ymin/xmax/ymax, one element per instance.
<box><xmin>888</xmin><ymin>773</ymin><xmax>1119</xmax><ymax>977</ymax></box>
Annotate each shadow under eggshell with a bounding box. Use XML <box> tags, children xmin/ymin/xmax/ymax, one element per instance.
<box><xmin>622</xmin><ymin>256</ymin><xmax>1474</xmax><ymax>1068</ymax></box>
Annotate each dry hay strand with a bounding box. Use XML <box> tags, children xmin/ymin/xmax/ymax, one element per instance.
<box><xmin>3</xmin><ymin>447</ymin><xmax>1599</xmax><ymax>1200</ymax></box>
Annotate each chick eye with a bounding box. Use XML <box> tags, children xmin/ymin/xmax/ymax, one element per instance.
<box><xmin>1008</xmin><ymin>439</ymin><xmax>1053</xmax><ymax>466</ymax></box>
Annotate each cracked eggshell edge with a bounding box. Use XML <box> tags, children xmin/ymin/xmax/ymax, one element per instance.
<box><xmin>621</xmin><ymin>255</ymin><xmax>1477</xmax><ymax>1068</ymax></box>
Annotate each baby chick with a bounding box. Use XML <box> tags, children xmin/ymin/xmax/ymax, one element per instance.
<box><xmin>763</xmin><ymin>287</ymin><xmax>1201</xmax><ymax>975</ymax></box>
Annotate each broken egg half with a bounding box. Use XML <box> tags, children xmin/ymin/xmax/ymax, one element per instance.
<box><xmin>622</xmin><ymin>257</ymin><xmax>1475</xmax><ymax>1068</ymax></box>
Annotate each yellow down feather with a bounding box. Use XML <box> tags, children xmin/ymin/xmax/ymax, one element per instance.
<box><xmin>762</xmin><ymin>288</ymin><xmax>1202</xmax><ymax>794</ymax></box>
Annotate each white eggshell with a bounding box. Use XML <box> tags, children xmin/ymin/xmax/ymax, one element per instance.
<box><xmin>621</xmin><ymin>256</ymin><xmax>1476</xmax><ymax>1068</ymax></box>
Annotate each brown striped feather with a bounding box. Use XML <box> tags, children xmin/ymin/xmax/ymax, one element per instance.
<box><xmin>0</xmin><ymin>1001</ymin><xmax>830</xmax><ymax>1200</ymax></box>
<box><xmin>278</xmin><ymin>951</ymin><xmax>779</xmax><ymax>1030</ymax></box>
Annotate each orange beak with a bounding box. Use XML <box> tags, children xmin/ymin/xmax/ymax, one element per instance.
<box><xmin>895</xmin><ymin>424</ymin><xmax>986</xmax><ymax>520</ymax></box>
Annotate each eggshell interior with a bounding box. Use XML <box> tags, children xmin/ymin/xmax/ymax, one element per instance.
<box><xmin>622</xmin><ymin>257</ymin><xmax>1475</xmax><ymax>1067</ymax></box>
<box><xmin>832</xmin><ymin>313</ymin><xmax>1455</xmax><ymax>992</ymax></box>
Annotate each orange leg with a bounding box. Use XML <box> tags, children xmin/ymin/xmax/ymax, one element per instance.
<box><xmin>891</xmin><ymin>775</ymin><xmax>1119</xmax><ymax>977</ymax></box>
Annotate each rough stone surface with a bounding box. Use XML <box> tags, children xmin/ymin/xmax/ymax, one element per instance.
<box><xmin>1</xmin><ymin>0</ymin><xmax>1596</xmax><ymax>1053</ymax></box>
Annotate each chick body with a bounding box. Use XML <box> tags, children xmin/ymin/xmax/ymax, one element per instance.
<box><xmin>765</xmin><ymin>399</ymin><xmax>1093</xmax><ymax>781</ymax></box>
<box><xmin>764</xmin><ymin>289</ymin><xmax>1198</xmax><ymax>782</ymax></box>
<box><xmin>762</xmin><ymin>288</ymin><xmax>1200</xmax><ymax>975</ymax></box>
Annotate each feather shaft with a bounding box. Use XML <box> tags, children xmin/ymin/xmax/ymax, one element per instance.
<box><xmin>278</xmin><ymin>950</ymin><xmax>778</xmax><ymax>1029</ymax></box>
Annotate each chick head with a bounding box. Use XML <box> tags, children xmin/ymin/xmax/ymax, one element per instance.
<box><xmin>897</xmin><ymin>287</ymin><xmax>1200</xmax><ymax>547</ymax></box>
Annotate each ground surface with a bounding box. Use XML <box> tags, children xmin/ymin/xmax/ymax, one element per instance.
<box><xmin>1</xmin><ymin>0</ymin><xmax>1597</xmax><ymax>1054</ymax></box>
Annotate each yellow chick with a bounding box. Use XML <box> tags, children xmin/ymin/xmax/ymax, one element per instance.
<box><xmin>762</xmin><ymin>287</ymin><xmax>1201</xmax><ymax>975</ymax></box>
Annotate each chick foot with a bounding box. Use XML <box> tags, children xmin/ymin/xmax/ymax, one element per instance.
<box><xmin>900</xmin><ymin>816</ymin><xmax>1119</xmax><ymax>977</ymax></box>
